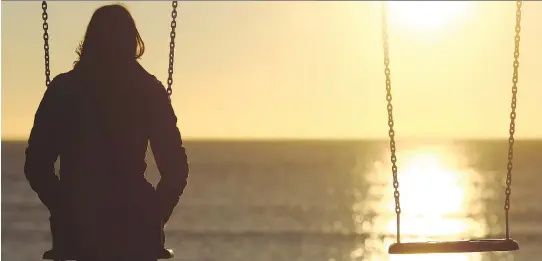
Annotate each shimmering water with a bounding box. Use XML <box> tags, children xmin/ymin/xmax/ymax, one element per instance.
<box><xmin>3</xmin><ymin>140</ymin><xmax>541</xmax><ymax>261</ymax></box>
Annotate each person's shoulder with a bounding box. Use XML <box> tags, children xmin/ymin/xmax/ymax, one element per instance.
<box><xmin>147</xmin><ymin>74</ymin><xmax>165</xmax><ymax>90</ymax></box>
<box><xmin>135</xmin><ymin>63</ymin><xmax>159</xmax><ymax>83</ymax></box>
<box><xmin>46</xmin><ymin>71</ymin><xmax>77</xmax><ymax>92</ymax></box>
<box><xmin>146</xmin><ymin>75</ymin><xmax>170</xmax><ymax>101</ymax></box>
<box><xmin>134</xmin><ymin>63</ymin><xmax>168</xmax><ymax>94</ymax></box>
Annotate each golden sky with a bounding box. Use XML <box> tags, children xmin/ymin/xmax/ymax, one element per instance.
<box><xmin>2</xmin><ymin>1</ymin><xmax>541</xmax><ymax>140</ymax></box>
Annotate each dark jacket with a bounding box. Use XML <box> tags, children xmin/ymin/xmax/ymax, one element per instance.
<box><xmin>24</xmin><ymin>61</ymin><xmax>189</xmax><ymax>259</ymax></box>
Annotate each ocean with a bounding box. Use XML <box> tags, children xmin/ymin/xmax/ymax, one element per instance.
<box><xmin>2</xmin><ymin>139</ymin><xmax>541</xmax><ymax>261</ymax></box>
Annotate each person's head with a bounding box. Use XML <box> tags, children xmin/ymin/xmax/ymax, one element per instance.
<box><xmin>74</xmin><ymin>4</ymin><xmax>144</xmax><ymax>67</ymax></box>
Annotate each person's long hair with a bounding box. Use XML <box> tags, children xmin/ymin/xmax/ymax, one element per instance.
<box><xmin>73</xmin><ymin>4</ymin><xmax>144</xmax><ymax>68</ymax></box>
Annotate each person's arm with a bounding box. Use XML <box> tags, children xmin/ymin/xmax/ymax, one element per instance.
<box><xmin>24</xmin><ymin>79</ymin><xmax>63</xmax><ymax>214</ymax></box>
<box><xmin>148</xmin><ymin>79</ymin><xmax>189</xmax><ymax>224</ymax></box>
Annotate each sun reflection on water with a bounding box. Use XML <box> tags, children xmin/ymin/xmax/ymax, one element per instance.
<box><xmin>353</xmin><ymin>145</ymin><xmax>487</xmax><ymax>261</ymax></box>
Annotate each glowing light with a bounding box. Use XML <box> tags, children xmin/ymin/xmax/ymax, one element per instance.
<box><xmin>387</xmin><ymin>1</ymin><xmax>473</xmax><ymax>30</ymax></box>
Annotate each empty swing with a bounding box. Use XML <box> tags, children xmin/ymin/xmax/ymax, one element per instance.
<box><xmin>380</xmin><ymin>1</ymin><xmax>523</xmax><ymax>255</ymax></box>
<box><xmin>39</xmin><ymin>1</ymin><xmax>179</xmax><ymax>260</ymax></box>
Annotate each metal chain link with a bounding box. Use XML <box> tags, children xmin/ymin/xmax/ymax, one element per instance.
<box><xmin>166</xmin><ymin>1</ymin><xmax>178</xmax><ymax>99</ymax></box>
<box><xmin>42</xmin><ymin>1</ymin><xmax>51</xmax><ymax>87</ymax></box>
<box><xmin>42</xmin><ymin>4</ymin><xmax>64</xmax><ymax>261</ymax></box>
<box><xmin>504</xmin><ymin>0</ymin><xmax>522</xmax><ymax>240</ymax></box>
<box><xmin>380</xmin><ymin>1</ymin><xmax>401</xmax><ymax>243</ymax></box>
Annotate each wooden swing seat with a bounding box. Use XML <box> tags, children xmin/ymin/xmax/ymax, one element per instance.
<box><xmin>389</xmin><ymin>239</ymin><xmax>519</xmax><ymax>254</ymax></box>
<box><xmin>43</xmin><ymin>248</ymin><xmax>174</xmax><ymax>260</ymax></box>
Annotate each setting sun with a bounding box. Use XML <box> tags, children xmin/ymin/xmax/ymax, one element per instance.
<box><xmin>387</xmin><ymin>1</ymin><xmax>473</xmax><ymax>30</ymax></box>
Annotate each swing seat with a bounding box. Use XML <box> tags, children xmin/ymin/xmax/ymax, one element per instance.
<box><xmin>389</xmin><ymin>239</ymin><xmax>519</xmax><ymax>254</ymax></box>
<box><xmin>42</xmin><ymin>248</ymin><xmax>174</xmax><ymax>260</ymax></box>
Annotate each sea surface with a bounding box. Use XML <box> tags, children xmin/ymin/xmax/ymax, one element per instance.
<box><xmin>2</xmin><ymin>139</ymin><xmax>542</xmax><ymax>261</ymax></box>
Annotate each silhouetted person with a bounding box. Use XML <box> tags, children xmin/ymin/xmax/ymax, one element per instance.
<box><xmin>24</xmin><ymin>4</ymin><xmax>189</xmax><ymax>261</ymax></box>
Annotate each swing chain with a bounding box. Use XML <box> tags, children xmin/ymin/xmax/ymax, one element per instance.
<box><xmin>42</xmin><ymin>1</ymin><xmax>51</xmax><ymax>87</ymax></box>
<box><xmin>381</xmin><ymin>2</ymin><xmax>401</xmax><ymax>243</ymax></box>
<box><xmin>166</xmin><ymin>1</ymin><xmax>178</xmax><ymax>98</ymax></box>
<box><xmin>504</xmin><ymin>0</ymin><xmax>522</xmax><ymax>239</ymax></box>
<box><xmin>380</xmin><ymin>0</ymin><xmax>522</xmax><ymax>243</ymax></box>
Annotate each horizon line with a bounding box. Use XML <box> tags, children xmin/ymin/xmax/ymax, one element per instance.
<box><xmin>3</xmin><ymin>137</ymin><xmax>542</xmax><ymax>143</ymax></box>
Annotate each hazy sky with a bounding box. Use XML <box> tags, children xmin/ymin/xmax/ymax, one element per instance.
<box><xmin>2</xmin><ymin>1</ymin><xmax>541</xmax><ymax>140</ymax></box>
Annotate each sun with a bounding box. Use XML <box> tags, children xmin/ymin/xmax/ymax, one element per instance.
<box><xmin>386</xmin><ymin>1</ymin><xmax>473</xmax><ymax>30</ymax></box>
